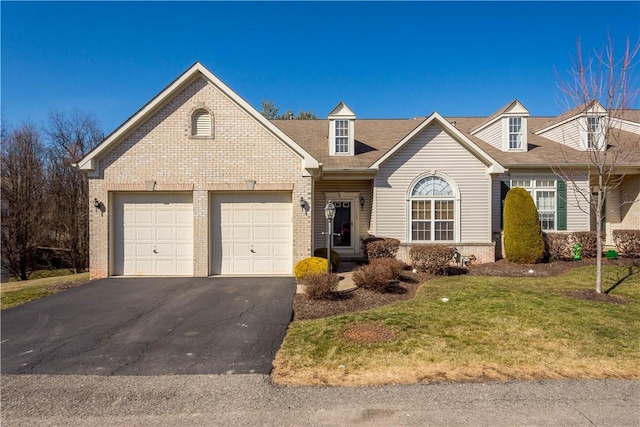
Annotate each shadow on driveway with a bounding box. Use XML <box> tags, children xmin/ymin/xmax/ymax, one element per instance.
<box><xmin>1</xmin><ymin>277</ymin><xmax>295</xmax><ymax>375</ymax></box>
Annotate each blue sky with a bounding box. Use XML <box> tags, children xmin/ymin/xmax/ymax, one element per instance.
<box><xmin>2</xmin><ymin>1</ymin><xmax>640</xmax><ymax>135</ymax></box>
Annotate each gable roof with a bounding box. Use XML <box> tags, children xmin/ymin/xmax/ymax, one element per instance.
<box><xmin>371</xmin><ymin>112</ymin><xmax>505</xmax><ymax>173</ymax></box>
<box><xmin>328</xmin><ymin>102</ymin><xmax>356</xmax><ymax>118</ymax></box>
<box><xmin>470</xmin><ymin>99</ymin><xmax>529</xmax><ymax>134</ymax></box>
<box><xmin>78</xmin><ymin>62</ymin><xmax>319</xmax><ymax>173</ymax></box>
<box><xmin>272</xmin><ymin>118</ymin><xmax>424</xmax><ymax>170</ymax></box>
<box><xmin>534</xmin><ymin>100</ymin><xmax>605</xmax><ymax>134</ymax></box>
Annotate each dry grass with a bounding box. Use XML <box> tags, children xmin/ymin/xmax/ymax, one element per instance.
<box><xmin>1</xmin><ymin>273</ymin><xmax>90</xmax><ymax>309</ymax></box>
<box><xmin>273</xmin><ymin>265</ymin><xmax>640</xmax><ymax>386</ymax></box>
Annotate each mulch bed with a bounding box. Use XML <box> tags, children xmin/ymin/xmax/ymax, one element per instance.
<box><xmin>293</xmin><ymin>257</ymin><xmax>638</xmax><ymax>320</ymax></box>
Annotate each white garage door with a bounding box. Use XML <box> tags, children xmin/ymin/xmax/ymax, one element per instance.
<box><xmin>212</xmin><ymin>193</ymin><xmax>292</xmax><ymax>275</ymax></box>
<box><xmin>114</xmin><ymin>193</ymin><xmax>193</xmax><ymax>276</ymax></box>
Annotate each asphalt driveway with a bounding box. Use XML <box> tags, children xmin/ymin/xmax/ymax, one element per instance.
<box><xmin>1</xmin><ymin>277</ymin><xmax>296</xmax><ymax>375</ymax></box>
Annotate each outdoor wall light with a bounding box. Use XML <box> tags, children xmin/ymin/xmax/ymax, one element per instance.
<box><xmin>299</xmin><ymin>196</ymin><xmax>306</xmax><ymax>210</ymax></box>
<box><xmin>93</xmin><ymin>198</ymin><xmax>100</xmax><ymax>210</ymax></box>
<box><xmin>359</xmin><ymin>195</ymin><xmax>365</xmax><ymax>210</ymax></box>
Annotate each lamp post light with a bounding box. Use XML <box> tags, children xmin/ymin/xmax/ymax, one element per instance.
<box><xmin>324</xmin><ymin>200</ymin><xmax>336</xmax><ymax>273</ymax></box>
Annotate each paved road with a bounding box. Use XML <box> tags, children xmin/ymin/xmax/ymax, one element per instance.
<box><xmin>1</xmin><ymin>375</ymin><xmax>638</xmax><ymax>426</ymax></box>
<box><xmin>1</xmin><ymin>277</ymin><xmax>295</xmax><ymax>375</ymax></box>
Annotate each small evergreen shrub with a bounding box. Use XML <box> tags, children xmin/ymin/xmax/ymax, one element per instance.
<box><xmin>503</xmin><ymin>187</ymin><xmax>545</xmax><ymax>264</ymax></box>
<box><xmin>572</xmin><ymin>231</ymin><xmax>601</xmax><ymax>258</ymax></box>
<box><xmin>293</xmin><ymin>257</ymin><xmax>328</xmax><ymax>280</ymax></box>
<box><xmin>352</xmin><ymin>263</ymin><xmax>394</xmax><ymax>292</ymax></box>
<box><xmin>363</xmin><ymin>237</ymin><xmax>401</xmax><ymax>259</ymax></box>
<box><xmin>313</xmin><ymin>248</ymin><xmax>341</xmax><ymax>272</ymax></box>
<box><xmin>300</xmin><ymin>272</ymin><xmax>339</xmax><ymax>300</ymax></box>
<box><xmin>409</xmin><ymin>244</ymin><xmax>453</xmax><ymax>275</ymax></box>
<box><xmin>369</xmin><ymin>257</ymin><xmax>406</xmax><ymax>280</ymax></box>
<box><xmin>613</xmin><ymin>230</ymin><xmax>640</xmax><ymax>258</ymax></box>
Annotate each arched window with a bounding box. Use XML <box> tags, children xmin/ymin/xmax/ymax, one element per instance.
<box><xmin>191</xmin><ymin>109</ymin><xmax>212</xmax><ymax>137</ymax></box>
<box><xmin>410</xmin><ymin>175</ymin><xmax>455</xmax><ymax>241</ymax></box>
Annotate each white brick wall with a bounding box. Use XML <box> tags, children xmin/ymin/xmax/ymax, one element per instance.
<box><xmin>89</xmin><ymin>77</ymin><xmax>312</xmax><ymax>279</ymax></box>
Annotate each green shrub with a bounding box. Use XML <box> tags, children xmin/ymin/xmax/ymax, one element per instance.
<box><xmin>313</xmin><ymin>248</ymin><xmax>341</xmax><ymax>272</ymax></box>
<box><xmin>409</xmin><ymin>244</ymin><xmax>453</xmax><ymax>275</ymax></box>
<box><xmin>300</xmin><ymin>272</ymin><xmax>339</xmax><ymax>300</ymax></box>
<box><xmin>503</xmin><ymin>187</ymin><xmax>545</xmax><ymax>264</ymax></box>
<box><xmin>363</xmin><ymin>237</ymin><xmax>400</xmax><ymax>259</ymax></box>
<box><xmin>613</xmin><ymin>230</ymin><xmax>640</xmax><ymax>258</ymax></box>
<box><xmin>294</xmin><ymin>257</ymin><xmax>328</xmax><ymax>280</ymax></box>
<box><xmin>352</xmin><ymin>263</ymin><xmax>393</xmax><ymax>292</ymax></box>
<box><xmin>369</xmin><ymin>257</ymin><xmax>406</xmax><ymax>280</ymax></box>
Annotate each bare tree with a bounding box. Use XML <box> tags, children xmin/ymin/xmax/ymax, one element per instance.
<box><xmin>44</xmin><ymin>109</ymin><xmax>103</xmax><ymax>273</ymax></box>
<box><xmin>261</xmin><ymin>100</ymin><xmax>318</xmax><ymax>120</ymax></box>
<box><xmin>1</xmin><ymin>124</ymin><xmax>48</xmax><ymax>280</ymax></box>
<box><xmin>553</xmin><ymin>37</ymin><xmax>640</xmax><ymax>293</ymax></box>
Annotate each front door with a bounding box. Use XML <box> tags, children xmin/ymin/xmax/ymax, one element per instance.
<box><xmin>332</xmin><ymin>200</ymin><xmax>353</xmax><ymax>250</ymax></box>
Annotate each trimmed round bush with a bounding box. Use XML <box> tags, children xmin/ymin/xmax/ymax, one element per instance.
<box><xmin>369</xmin><ymin>257</ymin><xmax>406</xmax><ymax>280</ymax></box>
<box><xmin>504</xmin><ymin>187</ymin><xmax>545</xmax><ymax>264</ymax></box>
<box><xmin>352</xmin><ymin>263</ymin><xmax>394</xmax><ymax>292</ymax></box>
<box><xmin>313</xmin><ymin>248</ymin><xmax>341</xmax><ymax>272</ymax></box>
<box><xmin>294</xmin><ymin>257</ymin><xmax>328</xmax><ymax>280</ymax></box>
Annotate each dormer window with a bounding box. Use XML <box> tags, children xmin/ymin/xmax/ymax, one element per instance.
<box><xmin>328</xmin><ymin>102</ymin><xmax>356</xmax><ymax>156</ymax></box>
<box><xmin>586</xmin><ymin>116</ymin><xmax>602</xmax><ymax>149</ymax></box>
<box><xmin>335</xmin><ymin>120</ymin><xmax>349</xmax><ymax>153</ymax></box>
<box><xmin>508</xmin><ymin>117</ymin><xmax>523</xmax><ymax>149</ymax></box>
<box><xmin>191</xmin><ymin>108</ymin><xmax>212</xmax><ymax>137</ymax></box>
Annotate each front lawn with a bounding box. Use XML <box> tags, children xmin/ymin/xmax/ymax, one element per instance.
<box><xmin>1</xmin><ymin>273</ymin><xmax>90</xmax><ymax>310</ymax></box>
<box><xmin>273</xmin><ymin>265</ymin><xmax>640</xmax><ymax>386</ymax></box>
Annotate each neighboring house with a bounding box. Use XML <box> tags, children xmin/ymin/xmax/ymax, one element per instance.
<box><xmin>79</xmin><ymin>63</ymin><xmax>640</xmax><ymax>279</ymax></box>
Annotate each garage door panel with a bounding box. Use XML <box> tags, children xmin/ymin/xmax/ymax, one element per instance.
<box><xmin>114</xmin><ymin>193</ymin><xmax>193</xmax><ymax>276</ymax></box>
<box><xmin>253</xmin><ymin>226</ymin><xmax>271</xmax><ymax>241</ymax></box>
<box><xmin>212</xmin><ymin>193</ymin><xmax>292</xmax><ymax>275</ymax></box>
<box><xmin>135</xmin><ymin>227</ymin><xmax>153</xmax><ymax>241</ymax></box>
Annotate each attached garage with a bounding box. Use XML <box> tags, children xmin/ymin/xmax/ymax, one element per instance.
<box><xmin>113</xmin><ymin>193</ymin><xmax>194</xmax><ymax>276</ymax></box>
<box><xmin>211</xmin><ymin>193</ymin><xmax>292</xmax><ymax>275</ymax></box>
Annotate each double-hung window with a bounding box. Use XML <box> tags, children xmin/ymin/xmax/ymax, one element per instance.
<box><xmin>508</xmin><ymin>117</ymin><xmax>523</xmax><ymax>150</ymax></box>
<box><xmin>334</xmin><ymin>120</ymin><xmax>349</xmax><ymax>153</ymax></box>
<box><xmin>586</xmin><ymin>116</ymin><xmax>601</xmax><ymax>149</ymax></box>
<box><xmin>410</xmin><ymin>176</ymin><xmax>455</xmax><ymax>241</ymax></box>
<box><xmin>511</xmin><ymin>179</ymin><xmax>557</xmax><ymax>230</ymax></box>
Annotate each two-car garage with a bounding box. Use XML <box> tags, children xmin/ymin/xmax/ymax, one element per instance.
<box><xmin>112</xmin><ymin>192</ymin><xmax>292</xmax><ymax>276</ymax></box>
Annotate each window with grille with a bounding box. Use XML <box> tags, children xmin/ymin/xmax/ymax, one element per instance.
<box><xmin>410</xmin><ymin>176</ymin><xmax>455</xmax><ymax>241</ymax></box>
<box><xmin>510</xmin><ymin>179</ymin><xmax>557</xmax><ymax>230</ymax></box>
<box><xmin>509</xmin><ymin>117</ymin><xmax>523</xmax><ymax>149</ymax></box>
<box><xmin>335</xmin><ymin>120</ymin><xmax>349</xmax><ymax>153</ymax></box>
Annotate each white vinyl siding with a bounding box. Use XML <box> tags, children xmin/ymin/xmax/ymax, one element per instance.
<box><xmin>313</xmin><ymin>180</ymin><xmax>372</xmax><ymax>252</ymax></box>
<box><xmin>374</xmin><ymin>124</ymin><xmax>491</xmax><ymax>243</ymax></box>
<box><xmin>475</xmin><ymin>121</ymin><xmax>502</xmax><ymax>150</ymax></box>
<box><xmin>537</xmin><ymin>120</ymin><xmax>583</xmax><ymax>150</ymax></box>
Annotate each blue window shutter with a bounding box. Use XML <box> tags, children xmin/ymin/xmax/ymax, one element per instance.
<box><xmin>500</xmin><ymin>181</ymin><xmax>510</xmax><ymax>230</ymax></box>
<box><xmin>557</xmin><ymin>180</ymin><xmax>567</xmax><ymax>230</ymax></box>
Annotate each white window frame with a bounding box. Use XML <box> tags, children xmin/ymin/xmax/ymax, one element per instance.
<box><xmin>508</xmin><ymin>117</ymin><xmax>523</xmax><ymax>150</ymax></box>
<box><xmin>510</xmin><ymin>178</ymin><xmax>557</xmax><ymax>231</ymax></box>
<box><xmin>586</xmin><ymin>116</ymin><xmax>603</xmax><ymax>150</ymax></box>
<box><xmin>408</xmin><ymin>175</ymin><xmax>457</xmax><ymax>242</ymax></box>
<box><xmin>334</xmin><ymin>120</ymin><xmax>349</xmax><ymax>153</ymax></box>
